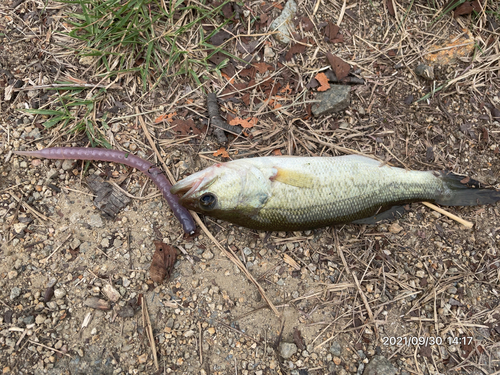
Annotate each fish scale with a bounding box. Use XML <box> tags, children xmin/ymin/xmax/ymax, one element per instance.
<box><xmin>171</xmin><ymin>155</ymin><xmax>500</xmax><ymax>231</ymax></box>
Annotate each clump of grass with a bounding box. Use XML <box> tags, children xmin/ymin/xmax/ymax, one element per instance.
<box><xmin>22</xmin><ymin>86</ymin><xmax>111</xmax><ymax>148</ymax></box>
<box><xmin>60</xmin><ymin>0</ymin><xmax>237</xmax><ymax>91</ymax></box>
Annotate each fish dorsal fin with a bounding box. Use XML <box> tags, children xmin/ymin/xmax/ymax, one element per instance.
<box><xmin>271</xmin><ymin>167</ymin><xmax>313</xmax><ymax>188</ymax></box>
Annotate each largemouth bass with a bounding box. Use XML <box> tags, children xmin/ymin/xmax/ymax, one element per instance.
<box><xmin>170</xmin><ymin>155</ymin><xmax>500</xmax><ymax>231</ymax></box>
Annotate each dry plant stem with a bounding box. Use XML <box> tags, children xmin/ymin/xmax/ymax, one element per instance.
<box><xmin>42</xmin><ymin>233</ymin><xmax>73</xmax><ymax>263</ymax></box>
<box><xmin>141</xmin><ymin>297</ymin><xmax>159</xmax><ymax>371</ymax></box>
<box><xmin>14</xmin><ymin>83</ymin><xmax>121</xmax><ymax>91</ymax></box>
<box><xmin>9</xmin><ymin>192</ymin><xmax>56</xmax><ymax>224</ymax></box>
<box><xmin>421</xmin><ymin>202</ymin><xmax>473</xmax><ymax>228</ymax></box>
<box><xmin>28</xmin><ymin>340</ymin><xmax>72</xmax><ymax>358</ymax></box>
<box><xmin>333</xmin><ymin>229</ymin><xmax>377</xmax><ymax>335</ymax></box>
<box><xmin>191</xmin><ymin>212</ymin><xmax>280</xmax><ymax>317</ymax></box>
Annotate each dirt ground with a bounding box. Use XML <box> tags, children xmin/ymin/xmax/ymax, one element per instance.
<box><xmin>1</xmin><ymin>0</ymin><xmax>500</xmax><ymax>374</ymax></box>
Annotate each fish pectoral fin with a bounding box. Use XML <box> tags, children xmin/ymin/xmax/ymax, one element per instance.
<box><xmin>351</xmin><ymin>205</ymin><xmax>407</xmax><ymax>225</ymax></box>
<box><xmin>271</xmin><ymin>167</ymin><xmax>313</xmax><ymax>188</ymax></box>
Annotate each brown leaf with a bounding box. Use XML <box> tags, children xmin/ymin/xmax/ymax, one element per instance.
<box><xmin>454</xmin><ymin>2</ymin><xmax>474</xmax><ymax>17</ymax></box>
<box><xmin>229</xmin><ymin>117</ymin><xmax>257</xmax><ymax>128</ymax></box>
<box><xmin>326</xmin><ymin>52</ymin><xmax>350</xmax><ymax>81</ymax></box>
<box><xmin>208</xmin><ymin>51</ymin><xmax>228</xmax><ymax>66</ymax></box>
<box><xmin>154</xmin><ymin>112</ymin><xmax>176</xmax><ymax>124</ymax></box>
<box><xmin>386</xmin><ymin>0</ymin><xmax>395</xmax><ymax>16</ymax></box>
<box><xmin>210</xmin><ymin>30</ymin><xmax>232</xmax><ymax>46</ymax></box>
<box><xmin>285</xmin><ymin>39</ymin><xmax>308</xmax><ymax>61</ymax></box>
<box><xmin>237</xmin><ymin>39</ymin><xmax>260</xmax><ymax>54</ymax></box>
<box><xmin>171</xmin><ymin>118</ymin><xmax>203</xmax><ymax>135</ymax></box>
<box><xmin>272</xmin><ymin>149</ymin><xmax>282</xmax><ymax>156</ymax></box>
<box><xmin>324</xmin><ymin>21</ymin><xmax>339</xmax><ymax>41</ymax></box>
<box><xmin>419</xmin><ymin>345</ymin><xmax>432</xmax><ymax>358</ymax></box>
<box><xmin>150</xmin><ymin>242</ymin><xmax>177</xmax><ymax>283</ymax></box>
<box><xmin>314</xmin><ymin>72</ymin><xmax>330</xmax><ymax>92</ymax></box>
<box><xmin>293</xmin><ymin>327</ymin><xmax>305</xmax><ymax>350</ymax></box>
<box><xmin>222</xmin><ymin>2</ymin><xmax>233</xmax><ymax>19</ymax></box>
<box><xmin>84</xmin><ymin>297</ymin><xmax>111</xmax><ymax>310</ymax></box>
<box><xmin>301</xmin><ymin>16</ymin><xmax>314</xmax><ymax>32</ymax></box>
<box><xmin>254</xmin><ymin>62</ymin><xmax>273</xmax><ymax>74</ymax></box>
<box><xmin>213</xmin><ymin>147</ymin><xmax>230</xmax><ymax>158</ymax></box>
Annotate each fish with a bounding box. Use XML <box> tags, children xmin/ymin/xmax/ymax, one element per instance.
<box><xmin>170</xmin><ymin>155</ymin><xmax>500</xmax><ymax>231</ymax></box>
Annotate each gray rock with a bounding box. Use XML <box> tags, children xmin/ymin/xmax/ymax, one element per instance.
<box><xmin>70</xmin><ymin>238</ymin><xmax>81</xmax><ymax>250</ymax></box>
<box><xmin>54</xmin><ymin>288</ymin><xmax>66</xmax><ymax>299</ymax></box>
<box><xmin>28</xmin><ymin>128</ymin><xmax>42</xmax><ymax>140</ymax></box>
<box><xmin>89</xmin><ymin>214</ymin><xmax>103</xmax><ymax>228</ymax></box>
<box><xmin>329</xmin><ymin>341</ymin><xmax>342</xmax><ymax>356</ymax></box>
<box><xmin>270</xmin><ymin>0</ymin><xmax>297</xmax><ymax>43</ymax></box>
<box><xmin>202</xmin><ymin>250</ymin><xmax>214</xmax><ymax>260</ymax></box>
<box><xmin>312</xmin><ymin>86</ymin><xmax>351</xmax><ymax>116</ymax></box>
<box><xmin>415</xmin><ymin>64</ymin><xmax>434</xmax><ymax>80</ymax></box>
<box><xmin>80</xmin><ymin>242</ymin><xmax>92</xmax><ymax>254</ymax></box>
<box><xmin>62</xmin><ymin>159</ymin><xmax>76</xmax><ymax>171</ymax></box>
<box><xmin>363</xmin><ymin>355</ymin><xmax>398</xmax><ymax>375</ymax></box>
<box><xmin>279</xmin><ymin>342</ymin><xmax>297</xmax><ymax>359</ymax></box>
<box><xmin>10</xmin><ymin>287</ymin><xmax>22</xmax><ymax>300</ymax></box>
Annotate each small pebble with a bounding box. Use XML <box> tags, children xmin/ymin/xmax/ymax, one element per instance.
<box><xmin>279</xmin><ymin>342</ymin><xmax>297</xmax><ymax>359</ymax></box>
<box><xmin>10</xmin><ymin>287</ymin><xmax>21</xmax><ymax>300</ymax></box>
<box><xmin>54</xmin><ymin>288</ymin><xmax>66</xmax><ymax>299</ymax></box>
<box><xmin>7</xmin><ymin>270</ymin><xmax>18</xmax><ymax>280</ymax></box>
<box><xmin>202</xmin><ymin>250</ymin><xmax>214</xmax><ymax>260</ymax></box>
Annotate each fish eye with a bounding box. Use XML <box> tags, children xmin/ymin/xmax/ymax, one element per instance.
<box><xmin>199</xmin><ymin>193</ymin><xmax>217</xmax><ymax>210</ymax></box>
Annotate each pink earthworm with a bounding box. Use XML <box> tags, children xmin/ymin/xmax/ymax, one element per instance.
<box><xmin>13</xmin><ymin>147</ymin><xmax>196</xmax><ymax>235</ymax></box>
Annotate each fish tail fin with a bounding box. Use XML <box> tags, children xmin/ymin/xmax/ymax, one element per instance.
<box><xmin>436</xmin><ymin>172</ymin><xmax>500</xmax><ymax>206</ymax></box>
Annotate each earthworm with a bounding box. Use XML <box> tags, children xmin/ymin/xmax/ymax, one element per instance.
<box><xmin>13</xmin><ymin>147</ymin><xmax>196</xmax><ymax>235</ymax></box>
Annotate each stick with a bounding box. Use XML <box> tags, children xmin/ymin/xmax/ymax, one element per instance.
<box><xmin>142</xmin><ymin>297</ymin><xmax>159</xmax><ymax>371</ymax></box>
<box><xmin>422</xmin><ymin>202</ymin><xmax>473</xmax><ymax>229</ymax></box>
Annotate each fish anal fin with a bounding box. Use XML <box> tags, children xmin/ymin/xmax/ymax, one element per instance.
<box><xmin>351</xmin><ymin>206</ymin><xmax>407</xmax><ymax>225</ymax></box>
<box><xmin>271</xmin><ymin>167</ymin><xmax>312</xmax><ymax>188</ymax></box>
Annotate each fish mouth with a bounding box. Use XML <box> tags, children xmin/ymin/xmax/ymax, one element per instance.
<box><xmin>171</xmin><ymin>169</ymin><xmax>217</xmax><ymax>205</ymax></box>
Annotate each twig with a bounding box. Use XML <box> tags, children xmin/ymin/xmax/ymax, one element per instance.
<box><xmin>41</xmin><ymin>233</ymin><xmax>73</xmax><ymax>263</ymax></box>
<box><xmin>142</xmin><ymin>297</ymin><xmax>159</xmax><ymax>371</ymax></box>
<box><xmin>192</xmin><ymin>212</ymin><xmax>280</xmax><ymax>317</ymax></box>
<box><xmin>421</xmin><ymin>202</ymin><xmax>473</xmax><ymax>228</ymax></box>
<box><xmin>14</xmin><ymin>83</ymin><xmax>121</xmax><ymax>91</ymax></box>
<box><xmin>9</xmin><ymin>192</ymin><xmax>56</xmax><ymax>224</ymax></box>
<box><xmin>198</xmin><ymin>321</ymin><xmax>203</xmax><ymax>364</ymax></box>
<box><xmin>28</xmin><ymin>340</ymin><xmax>72</xmax><ymax>358</ymax></box>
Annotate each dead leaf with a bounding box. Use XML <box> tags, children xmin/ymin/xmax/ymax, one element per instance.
<box><xmin>237</xmin><ymin>39</ymin><xmax>260</xmax><ymax>54</ymax></box>
<box><xmin>293</xmin><ymin>327</ymin><xmax>305</xmax><ymax>350</ymax></box>
<box><xmin>208</xmin><ymin>51</ymin><xmax>229</xmax><ymax>66</ymax></box>
<box><xmin>254</xmin><ymin>62</ymin><xmax>273</xmax><ymax>74</ymax></box>
<box><xmin>314</xmin><ymin>72</ymin><xmax>330</xmax><ymax>92</ymax></box>
<box><xmin>222</xmin><ymin>2</ymin><xmax>233</xmax><ymax>19</ymax></box>
<box><xmin>324</xmin><ymin>21</ymin><xmax>344</xmax><ymax>43</ymax></box>
<box><xmin>229</xmin><ymin>117</ymin><xmax>258</xmax><ymax>128</ymax></box>
<box><xmin>456</xmin><ymin>2</ymin><xmax>477</xmax><ymax>17</ymax></box>
<box><xmin>150</xmin><ymin>242</ymin><xmax>177</xmax><ymax>283</ymax></box>
<box><xmin>285</xmin><ymin>38</ymin><xmax>309</xmax><ymax>61</ymax></box>
<box><xmin>210</xmin><ymin>30</ymin><xmax>232</xmax><ymax>46</ymax></box>
<box><xmin>272</xmin><ymin>149</ymin><xmax>283</xmax><ymax>156</ymax></box>
<box><xmin>171</xmin><ymin>118</ymin><xmax>204</xmax><ymax>135</ymax></box>
<box><xmin>326</xmin><ymin>52</ymin><xmax>350</xmax><ymax>80</ymax></box>
<box><xmin>386</xmin><ymin>0</ymin><xmax>395</xmax><ymax>16</ymax></box>
<box><xmin>301</xmin><ymin>16</ymin><xmax>314</xmax><ymax>32</ymax></box>
<box><xmin>154</xmin><ymin>112</ymin><xmax>176</xmax><ymax>123</ymax></box>
<box><xmin>271</xmin><ymin>2</ymin><xmax>283</xmax><ymax>9</ymax></box>
<box><xmin>213</xmin><ymin>147</ymin><xmax>230</xmax><ymax>158</ymax></box>
<box><xmin>280</xmin><ymin>83</ymin><xmax>292</xmax><ymax>94</ymax></box>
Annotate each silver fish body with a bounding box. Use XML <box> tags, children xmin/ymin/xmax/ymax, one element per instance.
<box><xmin>171</xmin><ymin>155</ymin><xmax>500</xmax><ymax>231</ymax></box>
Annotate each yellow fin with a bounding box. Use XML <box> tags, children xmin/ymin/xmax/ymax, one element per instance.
<box><xmin>273</xmin><ymin>167</ymin><xmax>312</xmax><ymax>188</ymax></box>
